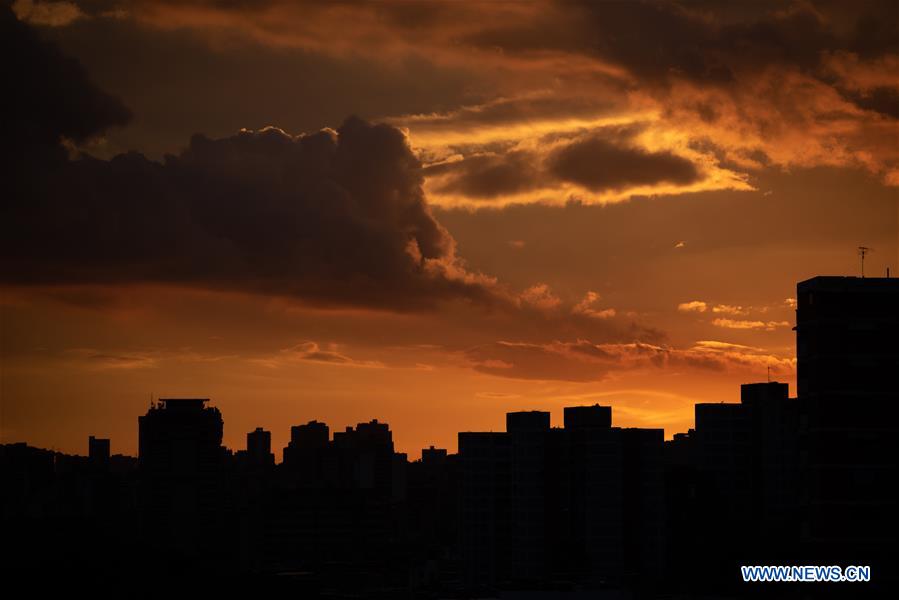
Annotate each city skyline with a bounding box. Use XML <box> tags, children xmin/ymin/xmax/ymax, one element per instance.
<box><xmin>0</xmin><ymin>273</ymin><xmax>882</xmax><ymax>460</ymax></box>
<box><xmin>3</xmin><ymin>274</ymin><xmax>888</xmax><ymax>463</ymax></box>
<box><xmin>3</xmin><ymin>272</ymin><xmax>895</xmax><ymax>595</ymax></box>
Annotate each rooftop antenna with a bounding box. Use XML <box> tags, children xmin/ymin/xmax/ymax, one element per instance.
<box><xmin>857</xmin><ymin>246</ymin><xmax>871</xmax><ymax>278</ymax></box>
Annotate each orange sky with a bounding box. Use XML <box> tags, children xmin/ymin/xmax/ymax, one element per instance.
<box><xmin>2</xmin><ymin>0</ymin><xmax>897</xmax><ymax>459</ymax></box>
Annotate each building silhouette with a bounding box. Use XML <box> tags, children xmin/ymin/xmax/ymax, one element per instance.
<box><xmin>407</xmin><ymin>445</ymin><xmax>459</xmax><ymax>590</ymax></box>
<box><xmin>137</xmin><ymin>398</ymin><xmax>232</xmax><ymax>566</ymax></box>
<box><xmin>88</xmin><ymin>435</ymin><xmax>110</xmax><ymax>470</ymax></box>
<box><xmin>246</xmin><ymin>427</ymin><xmax>274</xmax><ymax>467</ymax></box>
<box><xmin>796</xmin><ymin>276</ymin><xmax>899</xmax><ymax>587</ymax></box>
<box><xmin>665</xmin><ymin>382</ymin><xmax>800</xmax><ymax>589</ymax></box>
<box><xmin>282</xmin><ymin>419</ymin><xmax>330</xmax><ymax>486</ymax></box>
<box><xmin>458</xmin><ymin>405</ymin><xmax>664</xmax><ymax>589</ymax></box>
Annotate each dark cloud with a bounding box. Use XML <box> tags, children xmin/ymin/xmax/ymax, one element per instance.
<box><xmin>844</xmin><ymin>1</ymin><xmax>899</xmax><ymax>58</ymax></box>
<box><xmin>465</xmin><ymin>1</ymin><xmax>897</xmax><ymax>111</ymax></box>
<box><xmin>546</xmin><ymin>135</ymin><xmax>701</xmax><ymax>191</ymax></box>
<box><xmin>425</xmin><ymin>151</ymin><xmax>540</xmax><ymax>198</ymax></box>
<box><xmin>593</xmin><ymin>2</ymin><xmax>825</xmax><ymax>78</ymax></box>
<box><xmin>1</xmin><ymin>6</ymin><xmax>499</xmax><ymax>310</ymax></box>
<box><xmin>3</xmin><ymin>118</ymin><xmax>501</xmax><ymax>310</ymax></box>
<box><xmin>465</xmin><ymin>2</ymin><xmax>737</xmax><ymax>84</ymax></box>
<box><xmin>424</xmin><ymin>126</ymin><xmax>703</xmax><ymax>199</ymax></box>
<box><xmin>838</xmin><ymin>86</ymin><xmax>899</xmax><ymax>119</ymax></box>
<box><xmin>1</xmin><ymin>5</ymin><xmax>130</xmax><ymax>162</ymax></box>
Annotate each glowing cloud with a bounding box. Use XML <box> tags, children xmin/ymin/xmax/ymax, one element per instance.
<box><xmin>678</xmin><ymin>301</ymin><xmax>708</xmax><ymax>313</ymax></box>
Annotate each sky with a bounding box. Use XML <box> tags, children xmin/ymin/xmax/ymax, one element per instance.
<box><xmin>2</xmin><ymin>0</ymin><xmax>897</xmax><ymax>459</ymax></box>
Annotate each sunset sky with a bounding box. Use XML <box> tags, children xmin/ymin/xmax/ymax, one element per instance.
<box><xmin>2</xmin><ymin>0</ymin><xmax>897</xmax><ymax>459</ymax></box>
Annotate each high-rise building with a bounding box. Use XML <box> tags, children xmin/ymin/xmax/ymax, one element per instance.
<box><xmin>692</xmin><ymin>382</ymin><xmax>798</xmax><ymax>534</ymax></box>
<box><xmin>506</xmin><ymin>411</ymin><xmax>554</xmax><ymax>581</ymax></box>
<box><xmin>621</xmin><ymin>427</ymin><xmax>665</xmax><ymax>580</ymax></box>
<box><xmin>407</xmin><ymin>445</ymin><xmax>458</xmax><ymax>582</ymax></box>
<box><xmin>693</xmin><ymin>402</ymin><xmax>752</xmax><ymax>525</ymax></box>
<box><xmin>421</xmin><ymin>445</ymin><xmax>447</xmax><ymax>464</ymax></box>
<box><xmin>740</xmin><ymin>382</ymin><xmax>798</xmax><ymax>550</ymax></box>
<box><xmin>666</xmin><ymin>382</ymin><xmax>799</xmax><ymax>588</ymax></box>
<box><xmin>246</xmin><ymin>427</ymin><xmax>274</xmax><ymax>467</ymax></box>
<box><xmin>288</xmin><ymin>420</ymin><xmax>330</xmax><ymax>452</ymax></box>
<box><xmin>562</xmin><ymin>410</ymin><xmax>624</xmax><ymax>580</ymax></box>
<box><xmin>564</xmin><ymin>404</ymin><xmax>612</xmax><ymax>429</ymax></box>
<box><xmin>138</xmin><ymin>399</ymin><xmax>224</xmax><ymax>473</ymax></box>
<box><xmin>458</xmin><ymin>430</ymin><xmax>512</xmax><ymax>585</ymax></box>
<box><xmin>506</xmin><ymin>410</ymin><xmax>551</xmax><ymax>432</ymax></box>
<box><xmin>332</xmin><ymin>419</ymin><xmax>403</xmax><ymax>499</ymax></box>
<box><xmin>796</xmin><ymin>276</ymin><xmax>899</xmax><ymax>579</ymax></box>
<box><xmin>458</xmin><ymin>405</ymin><xmax>664</xmax><ymax>588</ymax></box>
<box><xmin>88</xmin><ymin>435</ymin><xmax>110</xmax><ymax>469</ymax></box>
<box><xmin>282</xmin><ymin>420</ymin><xmax>331</xmax><ymax>485</ymax></box>
<box><xmin>137</xmin><ymin>398</ymin><xmax>229</xmax><ymax>561</ymax></box>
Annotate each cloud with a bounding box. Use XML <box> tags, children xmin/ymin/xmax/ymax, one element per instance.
<box><xmin>50</xmin><ymin>346</ymin><xmax>238</xmax><ymax>371</ymax></box>
<box><xmin>467</xmin><ymin>1</ymin><xmax>897</xmax><ymax>90</ymax></box>
<box><xmin>419</xmin><ymin>123</ymin><xmax>721</xmax><ymax>206</ymax></box>
<box><xmin>682</xmin><ymin>300</ymin><xmax>787</xmax><ymax>319</ymax></box>
<box><xmin>12</xmin><ymin>0</ymin><xmax>83</xmax><ymax>27</ymax></box>
<box><xmin>3</xmin><ymin>6</ymin><xmax>509</xmax><ymax>311</ymax></box>
<box><xmin>712</xmin><ymin>318</ymin><xmax>791</xmax><ymax>331</ymax></box>
<box><xmin>475</xmin><ymin>391</ymin><xmax>522</xmax><ymax>400</ymax></box>
<box><xmin>693</xmin><ymin>340</ymin><xmax>764</xmax><ymax>353</ymax></box>
<box><xmin>398</xmin><ymin>92</ymin><xmax>631</xmax><ymax>148</ymax></box>
<box><xmin>455</xmin><ymin>2</ymin><xmax>899</xmax><ymax>188</ymax></box>
<box><xmin>465</xmin><ymin>338</ymin><xmax>794</xmax><ymax>383</ymax></box>
<box><xmin>0</xmin><ymin>15</ymin><xmax>504</xmax><ymax>312</ymax></box>
<box><xmin>31</xmin><ymin>1</ymin><xmax>895</xmax><ymax>207</ymax></box>
<box><xmin>711</xmin><ymin>304</ymin><xmax>747</xmax><ymax>315</ymax></box>
<box><xmin>572</xmin><ymin>291</ymin><xmax>616</xmax><ymax>319</ymax></box>
<box><xmin>546</xmin><ymin>133</ymin><xmax>701</xmax><ymax>191</ymax></box>
<box><xmin>252</xmin><ymin>341</ymin><xmax>384</xmax><ymax>369</ymax></box>
<box><xmin>62</xmin><ymin>1</ymin><xmax>898</xmax><ymax>190</ymax></box>
<box><xmin>678</xmin><ymin>300</ymin><xmax>708</xmax><ymax>313</ymax></box>
<box><xmin>2</xmin><ymin>5</ymin><xmax>131</xmax><ymax>162</ymax></box>
<box><xmin>64</xmin><ymin>348</ymin><xmax>158</xmax><ymax>370</ymax></box>
<box><xmin>424</xmin><ymin>150</ymin><xmax>540</xmax><ymax>198</ymax></box>
<box><xmin>465</xmin><ymin>340</ymin><xmax>647</xmax><ymax>382</ymax></box>
<box><xmin>518</xmin><ymin>283</ymin><xmax>561</xmax><ymax>310</ymax></box>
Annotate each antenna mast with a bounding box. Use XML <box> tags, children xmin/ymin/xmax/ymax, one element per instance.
<box><xmin>857</xmin><ymin>246</ymin><xmax>871</xmax><ymax>278</ymax></box>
